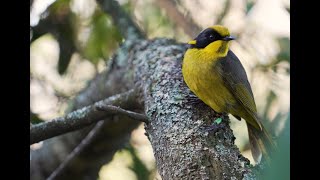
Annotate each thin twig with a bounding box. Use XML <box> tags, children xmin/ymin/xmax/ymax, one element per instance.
<box><xmin>96</xmin><ymin>0</ymin><xmax>144</xmax><ymax>40</ymax></box>
<box><xmin>97</xmin><ymin>105</ymin><xmax>148</xmax><ymax>122</ymax></box>
<box><xmin>30</xmin><ymin>89</ymin><xmax>147</xmax><ymax>144</ymax></box>
<box><xmin>46</xmin><ymin>121</ymin><xmax>105</xmax><ymax>180</ymax></box>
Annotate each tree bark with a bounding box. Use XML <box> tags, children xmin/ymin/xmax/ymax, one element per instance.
<box><xmin>30</xmin><ymin>90</ymin><xmax>147</xmax><ymax>145</ymax></box>
<box><xmin>132</xmin><ymin>39</ymin><xmax>254</xmax><ymax>179</ymax></box>
<box><xmin>30</xmin><ymin>38</ymin><xmax>256</xmax><ymax>179</ymax></box>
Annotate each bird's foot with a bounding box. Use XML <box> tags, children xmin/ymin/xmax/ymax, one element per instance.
<box><xmin>202</xmin><ymin>113</ymin><xmax>228</xmax><ymax>133</ymax></box>
<box><xmin>202</xmin><ymin>118</ymin><xmax>226</xmax><ymax>132</ymax></box>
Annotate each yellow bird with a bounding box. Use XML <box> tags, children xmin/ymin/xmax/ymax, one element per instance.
<box><xmin>182</xmin><ymin>25</ymin><xmax>276</xmax><ymax>163</ymax></box>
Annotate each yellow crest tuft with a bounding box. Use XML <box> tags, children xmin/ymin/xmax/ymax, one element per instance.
<box><xmin>209</xmin><ymin>25</ymin><xmax>230</xmax><ymax>37</ymax></box>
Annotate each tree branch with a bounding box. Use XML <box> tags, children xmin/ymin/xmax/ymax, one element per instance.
<box><xmin>47</xmin><ymin>121</ymin><xmax>105</xmax><ymax>180</ymax></box>
<box><xmin>97</xmin><ymin>105</ymin><xmax>148</xmax><ymax>122</ymax></box>
<box><xmin>30</xmin><ymin>39</ymin><xmax>143</xmax><ymax>180</ymax></box>
<box><xmin>96</xmin><ymin>0</ymin><xmax>144</xmax><ymax>40</ymax></box>
<box><xmin>30</xmin><ymin>89</ymin><xmax>147</xmax><ymax>144</ymax></box>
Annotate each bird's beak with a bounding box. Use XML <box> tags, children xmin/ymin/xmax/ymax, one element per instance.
<box><xmin>188</xmin><ymin>40</ymin><xmax>197</xmax><ymax>45</ymax></box>
<box><xmin>222</xmin><ymin>35</ymin><xmax>236</xmax><ymax>41</ymax></box>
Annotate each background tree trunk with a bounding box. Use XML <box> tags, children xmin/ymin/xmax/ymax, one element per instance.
<box><xmin>30</xmin><ymin>39</ymin><xmax>143</xmax><ymax>180</ymax></box>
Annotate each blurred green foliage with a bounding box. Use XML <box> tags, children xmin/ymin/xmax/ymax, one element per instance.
<box><xmin>245</xmin><ymin>0</ymin><xmax>256</xmax><ymax>14</ymax></box>
<box><xmin>31</xmin><ymin>0</ymin><xmax>122</xmax><ymax>74</ymax></box>
<box><xmin>83</xmin><ymin>11</ymin><xmax>122</xmax><ymax>64</ymax></box>
<box><xmin>277</xmin><ymin>38</ymin><xmax>290</xmax><ymax>62</ymax></box>
<box><xmin>136</xmin><ymin>0</ymin><xmax>175</xmax><ymax>38</ymax></box>
<box><xmin>125</xmin><ymin>145</ymin><xmax>151</xmax><ymax>180</ymax></box>
<box><xmin>121</xmin><ymin>0</ymin><xmax>134</xmax><ymax>14</ymax></box>
<box><xmin>30</xmin><ymin>111</ymin><xmax>44</xmax><ymax>124</ymax></box>
<box><xmin>262</xmin><ymin>90</ymin><xmax>288</xmax><ymax>138</ymax></box>
<box><xmin>261</xmin><ymin>113</ymin><xmax>290</xmax><ymax>180</ymax></box>
<box><xmin>255</xmin><ymin>37</ymin><xmax>290</xmax><ymax>74</ymax></box>
<box><xmin>276</xmin><ymin>37</ymin><xmax>290</xmax><ymax>73</ymax></box>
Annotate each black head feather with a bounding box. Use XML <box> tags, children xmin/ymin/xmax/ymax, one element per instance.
<box><xmin>189</xmin><ymin>28</ymin><xmax>223</xmax><ymax>49</ymax></box>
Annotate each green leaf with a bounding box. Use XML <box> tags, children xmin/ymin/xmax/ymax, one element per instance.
<box><xmin>125</xmin><ymin>145</ymin><xmax>151</xmax><ymax>180</ymax></box>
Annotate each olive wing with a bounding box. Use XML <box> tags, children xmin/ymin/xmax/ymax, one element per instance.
<box><xmin>216</xmin><ymin>50</ymin><xmax>261</xmax><ymax>128</ymax></box>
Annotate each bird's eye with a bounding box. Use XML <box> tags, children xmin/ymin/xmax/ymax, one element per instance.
<box><xmin>209</xmin><ymin>34</ymin><xmax>215</xmax><ymax>40</ymax></box>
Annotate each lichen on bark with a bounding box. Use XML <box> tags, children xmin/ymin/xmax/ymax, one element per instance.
<box><xmin>131</xmin><ymin>38</ymin><xmax>254</xmax><ymax>179</ymax></box>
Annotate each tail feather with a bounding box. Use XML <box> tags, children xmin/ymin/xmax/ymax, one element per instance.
<box><xmin>246</xmin><ymin>122</ymin><xmax>277</xmax><ymax>164</ymax></box>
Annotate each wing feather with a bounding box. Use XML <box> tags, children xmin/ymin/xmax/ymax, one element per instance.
<box><xmin>216</xmin><ymin>50</ymin><xmax>261</xmax><ymax>128</ymax></box>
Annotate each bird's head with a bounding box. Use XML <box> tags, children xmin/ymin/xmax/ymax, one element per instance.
<box><xmin>187</xmin><ymin>25</ymin><xmax>235</xmax><ymax>57</ymax></box>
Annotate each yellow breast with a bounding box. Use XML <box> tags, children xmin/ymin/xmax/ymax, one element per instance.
<box><xmin>182</xmin><ymin>49</ymin><xmax>236</xmax><ymax>113</ymax></box>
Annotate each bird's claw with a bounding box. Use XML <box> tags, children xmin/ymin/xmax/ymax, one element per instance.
<box><xmin>201</xmin><ymin>116</ymin><xmax>227</xmax><ymax>133</ymax></box>
<box><xmin>202</xmin><ymin>122</ymin><xmax>226</xmax><ymax>133</ymax></box>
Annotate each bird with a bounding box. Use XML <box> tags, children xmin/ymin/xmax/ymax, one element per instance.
<box><xmin>182</xmin><ymin>25</ymin><xmax>276</xmax><ymax>164</ymax></box>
